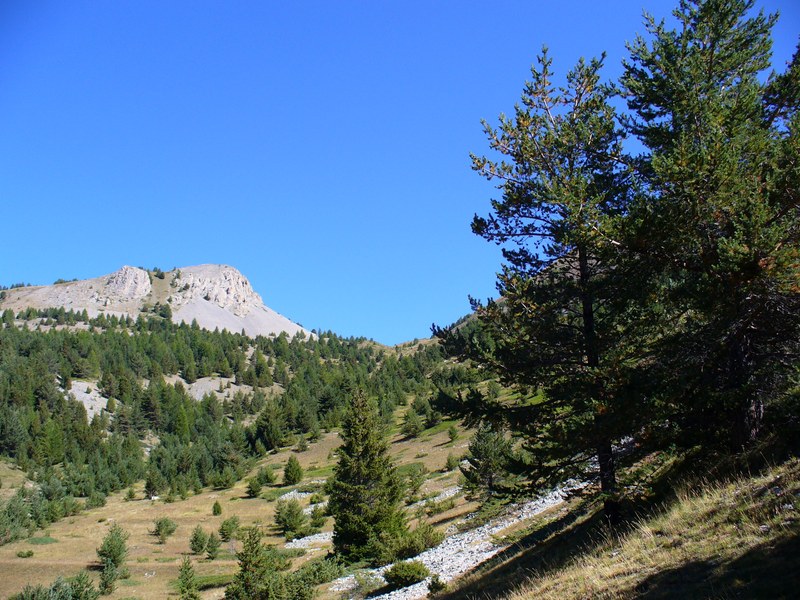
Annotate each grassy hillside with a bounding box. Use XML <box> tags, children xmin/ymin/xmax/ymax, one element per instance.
<box><xmin>0</xmin><ymin>411</ymin><xmax>473</xmax><ymax>599</ymax></box>
<box><xmin>438</xmin><ymin>457</ymin><xmax>800</xmax><ymax>600</ymax></box>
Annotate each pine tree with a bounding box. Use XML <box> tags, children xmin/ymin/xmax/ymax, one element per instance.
<box><xmin>436</xmin><ymin>48</ymin><xmax>633</xmax><ymax>521</ymax></box>
<box><xmin>224</xmin><ymin>527</ymin><xmax>286</xmax><ymax>600</ymax></box>
<box><xmin>189</xmin><ymin>525</ymin><xmax>209</xmax><ymax>555</ymax></box>
<box><xmin>178</xmin><ymin>556</ymin><xmax>201</xmax><ymax>600</ymax></box>
<box><xmin>621</xmin><ymin>0</ymin><xmax>800</xmax><ymax>450</ymax></box>
<box><xmin>328</xmin><ymin>389</ymin><xmax>406</xmax><ymax>562</ymax></box>
<box><xmin>206</xmin><ymin>532</ymin><xmax>221</xmax><ymax>560</ymax></box>
<box><xmin>283</xmin><ymin>455</ymin><xmax>303</xmax><ymax>486</ymax></box>
<box><xmin>461</xmin><ymin>424</ymin><xmax>515</xmax><ymax>499</ymax></box>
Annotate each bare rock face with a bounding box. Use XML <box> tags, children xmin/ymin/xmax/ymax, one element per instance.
<box><xmin>104</xmin><ymin>266</ymin><xmax>152</xmax><ymax>302</ymax></box>
<box><xmin>170</xmin><ymin>265</ymin><xmax>260</xmax><ymax>317</ymax></box>
<box><xmin>0</xmin><ymin>263</ymin><xmax>309</xmax><ymax>338</ymax></box>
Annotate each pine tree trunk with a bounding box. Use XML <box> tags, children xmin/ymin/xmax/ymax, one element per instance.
<box><xmin>579</xmin><ymin>246</ymin><xmax>620</xmax><ymax>525</ymax></box>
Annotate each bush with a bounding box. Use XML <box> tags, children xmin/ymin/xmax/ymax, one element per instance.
<box><xmin>205</xmin><ymin>532</ymin><xmax>221</xmax><ymax>560</ymax></box>
<box><xmin>152</xmin><ymin>517</ymin><xmax>177</xmax><ymax>544</ymax></box>
<box><xmin>274</xmin><ymin>498</ymin><xmax>307</xmax><ymax>539</ymax></box>
<box><xmin>445</xmin><ymin>453</ymin><xmax>459</xmax><ymax>472</ymax></box>
<box><xmin>283</xmin><ymin>456</ymin><xmax>303</xmax><ymax>486</ymax></box>
<box><xmin>383</xmin><ymin>560</ymin><xmax>430</xmax><ymax>589</ymax></box>
<box><xmin>212</xmin><ymin>500</ymin><xmax>222</xmax><ymax>515</ymax></box>
<box><xmin>219</xmin><ymin>516</ymin><xmax>240</xmax><ymax>541</ymax></box>
<box><xmin>428</xmin><ymin>573</ymin><xmax>447</xmax><ymax>594</ymax></box>
<box><xmin>246</xmin><ymin>478</ymin><xmax>262</xmax><ymax>498</ymax></box>
<box><xmin>372</xmin><ymin>522</ymin><xmax>444</xmax><ymax>564</ymax></box>
<box><xmin>309</xmin><ymin>504</ymin><xmax>327</xmax><ymax>529</ymax></box>
<box><xmin>256</xmin><ymin>466</ymin><xmax>276</xmax><ymax>486</ymax></box>
<box><xmin>16</xmin><ymin>550</ymin><xmax>34</xmax><ymax>558</ymax></box>
<box><xmin>96</xmin><ymin>524</ymin><xmax>128</xmax><ymax>572</ymax></box>
<box><xmin>85</xmin><ymin>491</ymin><xmax>106</xmax><ymax>509</ymax></box>
<box><xmin>189</xmin><ymin>525</ymin><xmax>208</xmax><ymax>555</ymax></box>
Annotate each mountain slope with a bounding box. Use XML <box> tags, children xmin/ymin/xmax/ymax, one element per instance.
<box><xmin>0</xmin><ymin>264</ymin><xmax>309</xmax><ymax>338</ymax></box>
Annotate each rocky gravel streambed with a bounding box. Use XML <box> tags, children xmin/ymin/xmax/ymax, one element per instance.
<box><xmin>327</xmin><ymin>478</ymin><xmax>586</xmax><ymax>599</ymax></box>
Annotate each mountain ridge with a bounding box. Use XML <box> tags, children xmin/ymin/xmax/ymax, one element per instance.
<box><xmin>0</xmin><ymin>263</ymin><xmax>310</xmax><ymax>338</ymax></box>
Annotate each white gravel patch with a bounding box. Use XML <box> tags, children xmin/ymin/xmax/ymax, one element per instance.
<box><xmin>329</xmin><ymin>478</ymin><xmax>586</xmax><ymax>599</ymax></box>
<box><xmin>408</xmin><ymin>486</ymin><xmax>462</xmax><ymax>512</ymax></box>
<box><xmin>303</xmin><ymin>501</ymin><xmax>328</xmax><ymax>515</ymax></box>
<box><xmin>279</xmin><ymin>490</ymin><xmax>311</xmax><ymax>502</ymax></box>
<box><xmin>285</xmin><ymin>531</ymin><xmax>333</xmax><ymax>549</ymax></box>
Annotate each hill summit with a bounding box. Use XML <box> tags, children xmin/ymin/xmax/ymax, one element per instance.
<box><xmin>0</xmin><ymin>264</ymin><xmax>309</xmax><ymax>338</ymax></box>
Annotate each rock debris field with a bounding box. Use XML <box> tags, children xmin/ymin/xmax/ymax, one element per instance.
<box><xmin>284</xmin><ymin>479</ymin><xmax>587</xmax><ymax>600</ymax></box>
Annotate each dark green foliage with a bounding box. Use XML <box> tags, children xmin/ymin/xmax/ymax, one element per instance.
<box><xmin>309</xmin><ymin>505</ymin><xmax>327</xmax><ymax>529</ymax></box>
<box><xmin>405</xmin><ymin>464</ymin><xmax>428</xmax><ymax>502</ymax></box>
<box><xmin>206</xmin><ymin>532</ymin><xmax>221</xmax><ymax>560</ymax></box>
<box><xmin>401</xmin><ymin>409</ymin><xmax>424</xmax><ymax>438</ymax></box>
<box><xmin>619</xmin><ymin>0</ymin><xmax>800</xmax><ymax>451</ymax></box>
<box><xmin>178</xmin><ymin>556</ymin><xmax>201</xmax><ymax>600</ymax></box>
<box><xmin>17</xmin><ymin>549</ymin><xmax>34</xmax><ymax>558</ymax></box>
<box><xmin>461</xmin><ymin>424</ymin><xmax>516</xmax><ymax>499</ymax></box>
<box><xmin>246</xmin><ymin>478</ymin><xmax>262</xmax><ymax>498</ymax></box>
<box><xmin>432</xmin><ymin>0</ymin><xmax>800</xmax><ymax>530</ymax></box>
<box><xmin>328</xmin><ymin>389</ymin><xmax>406</xmax><ymax>563</ymax></box>
<box><xmin>212</xmin><ymin>500</ymin><xmax>222</xmax><ymax>515</ymax></box>
<box><xmin>190</xmin><ymin>525</ymin><xmax>209</xmax><ymax>555</ymax></box>
<box><xmin>153</xmin><ymin>517</ymin><xmax>177</xmax><ymax>543</ymax></box>
<box><xmin>274</xmin><ymin>498</ymin><xmax>307</xmax><ymax>540</ymax></box>
<box><xmin>219</xmin><ymin>516</ymin><xmax>240</xmax><ymax>542</ymax></box>
<box><xmin>98</xmin><ymin>559</ymin><xmax>117</xmax><ymax>595</ymax></box>
<box><xmin>283</xmin><ymin>456</ymin><xmax>303</xmax><ymax>486</ymax></box>
<box><xmin>256</xmin><ymin>466</ymin><xmax>276</xmax><ymax>486</ymax></box>
<box><xmin>96</xmin><ymin>523</ymin><xmax>128</xmax><ymax>572</ymax></box>
<box><xmin>371</xmin><ymin>522</ymin><xmax>444</xmax><ymax>565</ymax></box>
<box><xmin>383</xmin><ymin>560</ymin><xmax>430</xmax><ymax>589</ymax></box>
<box><xmin>428</xmin><ymin>574</ymin><xmax>447</xmax><ymax>594</ymax></box>
<box><xmin>444</xmin><ymin>453</ymin><xmax>459</xmax><ymax>472</ymax></box>
<box><xmin>436</xmin><ymin>46</ymin><xmax>632</xmax><ymax>521</ymax></box>
<box><xmin>447</xmin><ymin>425</ymin><xmax>458</xmax><ymax>443</ymax></box>
<box><xmin>0</xmin><ymin>277</ymin><xmax>446</xmax><ymax>545</ymax></box>
<box><xmin>223</xmin><ymin>528</ymin><xmax>287</xmax><ymax>600</ymax></box>
<box><xmin>10</xmin><ymin>571</ymin><xmax>99</xmax><ymax>600</ymax></box>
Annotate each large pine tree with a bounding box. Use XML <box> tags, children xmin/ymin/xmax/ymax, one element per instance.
<box><xmin>621</xmin><ymin>0</ymin><xmax>800</xmax><ymax>450</ymax></box>
<box><xmin>438</xmin><ymin>49</ymin><xmax>635</xmax><ymax>521</ymax></box>
<box><xmin>327</xmin><ymin>388</ymin><xmax>406</xmax><ymax>562</ymax></box>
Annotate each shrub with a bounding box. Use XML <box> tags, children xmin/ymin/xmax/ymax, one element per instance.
<box><xmin>309</xmin><ymin>504</ymin><xmax>327</xmax><ymax>529</ymax></box>
<box><xmin>212</xmin><ymin>500</ymin><xmax>222</xmax><ymax>515</ymax></box>
<box><xmin>256</xmin><ymin>466</ymin><xmax>276</xmax><ymax>486</ymax></box>
<box><xmin>85</xmin><ymin>491</ymin><xmax>106</xmax><ymax>509</ymax></box>
<box><xmin>428</xmin><ymin>573</ymin><xmax>447</xmax><ymax>593</ymax></box>
<box><xmin>274</xmin><ymin>498</ymin><xmax>307</xmax><ymax>539</ymax></box>
<box><xmin>283</xmin><ymin>456</ymin><xmax>303</xmax><ymax>486</ymax></box>
<box><xmin>153</xmin><ymin>517</ymin><xmax>177</xmax><ymax>544</ymax></box>
<box><xmin>205</xmin><ymin>532</ymin><xmax>221</xmax><ymax>560</ymax></box>
<box><xmin>445</xmin><ymin>453</ymin><xmax>459</xmax><ymax>472</ymax></box>
<box><xmin>189</xmin><ymin>525</ymin><xmax>208</xmax><ymax>555</ymax></box>
<box><xmin>447</xmin><ymin>425</ymin><xmax>459</xmax><ymax>442</ymax></box>
<box><xmin>96</xmin><ymin>524</ymin><xmax>128</xmax><ymax>572</ymax></box>
<box><xmin>16</xmin><ymin>550</ymin><xmax>34</xmax><ymax>558</ymax></box>
<box><xmin>383</xmin><ymin>560</ymin><xmax>430</xmax><ymax>589</ymax></box>
<box><xmin>218</xmin><ymin>516</ymin><xmax>240</xmax><ymax>541</ymax></box>
<box><xmin>246</xmin><ymin>478</ymin><xmax>262</xmax><ymax>498</ymax></box>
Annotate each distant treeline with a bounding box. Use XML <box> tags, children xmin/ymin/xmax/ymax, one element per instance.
<box><xmin>0</xmin><ymin>310</ymin><xmax>445</xmax><ymax>545</ymax></box>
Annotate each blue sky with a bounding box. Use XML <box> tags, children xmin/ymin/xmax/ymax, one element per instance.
<box><xmin>1</xmin><ymin>1</ymin><xmax>798</xmax><ymax>344</ymax></box>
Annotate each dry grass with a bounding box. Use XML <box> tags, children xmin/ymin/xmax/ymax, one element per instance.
<box><xmin>502</xmin><ymin>458</ymin><xmax>800</xmax><ymax>600</ymax></box>
<box><xmin>0</xmin><ymin>413</ymin><xmax>474</xmax><ymax>598</ymax></box>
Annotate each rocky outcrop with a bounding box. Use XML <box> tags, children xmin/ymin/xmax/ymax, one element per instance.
<box><xmin>0</xmin><ymin>264</ymin><xmax>308</xmax><ymax>339</ymax></box>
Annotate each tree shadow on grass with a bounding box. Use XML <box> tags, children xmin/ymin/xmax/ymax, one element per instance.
<box><xmin>435</xmin><ymin>500</ymin><xmax>610</xmax><ymax>600</ymax></box>
<box><xmin>632</xmin><ymin>532</ymin><xmax>800</xmax><ymax>600</ymax></box>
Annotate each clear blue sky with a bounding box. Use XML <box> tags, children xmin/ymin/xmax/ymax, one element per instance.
<box><xmin>1</xmin><ymin>1</ymin><xmax>797</xmax><ymax>344</ymax></box>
